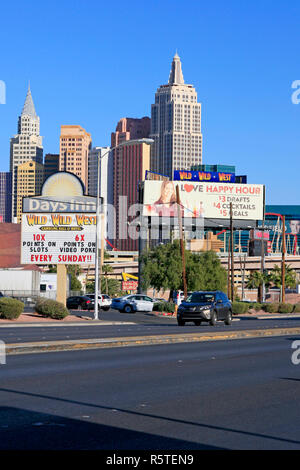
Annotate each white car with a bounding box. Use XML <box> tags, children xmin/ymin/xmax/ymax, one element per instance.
<box><xmin>111</xmin><ymin>294</ymin><xmax>154</xmax><ymax>313</ymax></box>
<box><xmin>86</xmin><ymin>294</ymin><xmax>112</xmax><ymax>311</ymax></box>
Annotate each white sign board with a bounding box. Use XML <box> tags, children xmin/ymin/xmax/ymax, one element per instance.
<box><xmin>21</xmin><ymin>213</ymin><xmax>96</xmax><ymax>265</ymax></box>
<box><xmin>143</xmin><ymin>181</ymin><xmax>264</xmax><ymax>220</ymax></box>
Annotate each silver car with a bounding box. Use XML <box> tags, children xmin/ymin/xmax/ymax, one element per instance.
<box><xmin>111</xmin><ymin>294</ymin><xmax>154</xmax><ymax>313</ymax></box>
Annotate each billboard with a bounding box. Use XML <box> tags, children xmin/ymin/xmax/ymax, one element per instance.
<box><xmin>143</xmin><ymin>180</ymin><xmax>264</xmax><ymax>221</ymax></box>
<box><xmin>21</xmin><ymin>213</ymin><xmax>96</xmax><ymax>265</ymax></box>
<box><xmin>174</xmin><ymin>170</ymin><xmax>235</xmax><ymax>183</ymax></box>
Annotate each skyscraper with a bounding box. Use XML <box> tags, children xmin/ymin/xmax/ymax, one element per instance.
<box><xmin>59</xmin><ymin>125</ymin><xmax>92</xmax><ymax>193</ymax></box>
<box><xmin>10</xmin><ymin>84</ymin><xmax>43</xmax><ymax>221</ymax></box>
<box><xmin>113</xmin><ymin>140</ymin><xmax>151</xmax><ymax>251</ymax></box>
<box><xmin>44</xmin><ymin>153</ymin><xmax>59</xmax><ymax>182</ymax></box>
<box><xmin>0</xmin><ymin>172</ymin><xmax>12</xmax><ymax>223</ymax></box>
<box><xmin>16</xmin><ymin>160</ymin><xmax>44</xmax><ymax>222</ymax></box>
<box><xmin>111</xmin><ymin>117</ymin><xmax>150</xmax><ymax>148</ymax></box>
<box><xmin>88</xmin><ymin>146</ymin><xmax>113</xmax><ymax>247</ymax></box>
<box><xmin>150</xmin><ymin>53</ymin><xmax>203</xmax><ymax>177</ymax></box>
<box><xmin>111</xmin><ymin>117</ymin><xmax>151</xmax><ymax>251</ymax></box>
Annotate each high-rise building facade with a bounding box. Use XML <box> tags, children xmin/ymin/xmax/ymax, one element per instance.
<box><xmin>16</xmin><ymin>161</ymin><xmax>44</xmax><ymax>222</ymax></box>
<box><xmin>111</xmin><ymin>117</ymin><xmax>150</xmax><ymax>148</ymax></box>
<box><xmin>113</xmin><ymin>140</ymin><xmax>151</xmax><ymax>251</ymax></box>
<box><xmin>88</xmin><ymin>146</ymin><xmax>113</xmax><ymax>247</ymax></box>
<box><xmin>44</xmin><ymin>153</ymin><xmax>59</xmax><ymax>182</ymax></box>
<box><xmin>0</xmin><ymin>172</ymin><xmax>12</xmax><ymax>223</ymax></box>
<box><xmin>111</xmin><ymin>117</ymin><xmax>151</xmax><ymax>251</ymax></box>
<box><xmin>59</xmin><ymin>125</ymin><xmax>92</xmax><ymax>193</ymax></box>
<box><xmin>150</xmin><ymin>53</ymin><xmax>203</xmax><ymax>178</ymax></box>
<box><xmin>10</xmin><ymin>84</ymin><xmax>43</xmax><ymax>221</ymax></box>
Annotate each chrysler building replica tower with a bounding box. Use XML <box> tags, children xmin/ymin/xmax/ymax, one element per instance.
<box><xmin>10</xmin><ymin>84</ymin><xmax>43</xmax><ymax>221</ymax></box>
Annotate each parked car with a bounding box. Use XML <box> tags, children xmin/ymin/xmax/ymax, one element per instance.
<box><xmin>153</xmin><ymin>297</ymin><xmax>168</xmax><ymax>303</ymax></box>
<box><xmin>85</xmin><ymin>294</ymin><xmax>112</xmax><ymax>311</ymax></box>
<box><xmin>66</xmin><ymin>295</ymin><xmax>93</xmax><ymax>310</ymax></box>
<box><xmin>177</xmin><ymin>291</ymin><xmax>232</xmax><ymax>326</ymax></box>
<box><xmin>111</xmin><ymin>294</ymin><xmax>154</xmax><ymax>313</ymax></box>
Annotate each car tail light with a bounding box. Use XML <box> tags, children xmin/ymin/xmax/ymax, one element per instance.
<box><xmin>86</xmin><ymin>300</ymin><xmax>91</xmax><ymax>304</ymax></box>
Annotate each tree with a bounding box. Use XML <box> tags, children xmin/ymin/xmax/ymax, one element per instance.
<box><xmin>102</xmin><ymin>264</ymin><xmax>114</xmax><ymax>294</ymax></box>
<box><xmin>246</xmin><ymin>271</ymin><xmax>269</xmax><ymax>302</ymax></box>
<box><xmin>187</xmin><ymin>251</ymin><xmax>227</xmax><ymax>293</ymax></box>
<box><xmin>268</xmin><ymin>264</ymin><xmax>297</xmax><ymax>289</ymax></box>
<box><xmin>140</xmin><ymin>241</ymin><xmax>227</xmax><ymax>295</ymax></box>
<box><xmin>86</xmin><ymin>278</ymin><xmax>121</xmax><ymax>297</ymax></box>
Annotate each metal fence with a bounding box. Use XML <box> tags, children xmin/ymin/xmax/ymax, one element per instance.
<box><xmin>0</xmin><ymin>290</ymin><xmax>83</xmax><ymax>306</ymax></box>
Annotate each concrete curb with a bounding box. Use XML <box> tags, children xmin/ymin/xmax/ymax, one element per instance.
<box><xmin>5</xmin><ymin>327</ymin><xmax>300</xmax><ymax>355</ymax></box>
<box><xmin>0</xmin><ymin>321</ymin><xmax>135</xmax><ymax>328</ymax></box>
<box><xmin>237</xmin><ymin>314</ymin><xmax>300</xmax><ymax>320</ymax></box>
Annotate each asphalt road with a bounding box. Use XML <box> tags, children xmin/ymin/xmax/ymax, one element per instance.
<box><xmin>1</xmin><ymin>309</ymin><xmax>300</xmax><ymax>344</ymax></box>
<box><xmin>0</xmin><ymin>336</ymin><xmax>299</xmax><ymax>450</ymax></box>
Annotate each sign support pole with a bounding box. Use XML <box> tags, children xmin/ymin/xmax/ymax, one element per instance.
<box><xmin>230</xmin><ymin>203</ymin><xmax>234</xmax><ymax>302</ymax></box>
<box><xmin>176</xmin><ymin>185</ymin><xmax>188</xmax><ymax>300</ymax></box>
<box><xmin>56</xmin><ymin>264</ymin><xmax>67</xmax><ymax>306</ymax></box>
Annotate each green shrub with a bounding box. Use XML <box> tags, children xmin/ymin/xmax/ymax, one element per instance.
<box><xmin>253</xmin><ymin>303</ymin><xmax>263</xmax><ymax>311</ymax></box>
<box><xmin>293</xmin><ymin>304</ymin><xmax>300</xmax><ymax>313</ymax></box>
<box><xmin>35</xmin><ymin>298</ymin><xmax>69</xmax><ymax>320</ymax></box>
<box><xmin>231</xmin><ymin>302</ymin><xmax>249</xmax><ymax>315</ymax></box>
<box><xmin>262</xmin><ymin>303</ymin><xmax>279</xmax><ymax>313</ymax></box>
<box><xmin>153</xmin><ymin>302</ymin><xmax>175</xmax><ymax>313</ymax></box>
<box><xmin>278</xmin><ymin>303</ymin><xmax>294</xmax><ymax>314</ymax></box>
<box><xmin>0</xmin><ymin>297</ymin><xmax>24</xmax><ymax>320</ymax></box>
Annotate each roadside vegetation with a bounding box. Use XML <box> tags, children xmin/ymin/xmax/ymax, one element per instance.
<box><xmin>231</xmin><ymin>301</ymin><xmax>299</xmax><ymax>315</ymax></box>
<box><xmin>0</xmin><ymin>297</ymin><xmax>24</xmax><ymax>320</ymax></box>
<box><xmin>35</xmin><ymin>298</ymin><xmax>69</xmax><ymax>320</ymax></box>
<box><xmin>140</xmin><ymin>242</ymin><xmax>227</xmax><ymax>299</ymax></box>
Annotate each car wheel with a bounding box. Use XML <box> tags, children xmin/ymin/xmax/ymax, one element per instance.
<box><xmin>124</xmin><ymin>305</ymin><xmax>133</xmax><ymax>313</ymax></box>
<box><xmin>177</xmin><ymin>319</ymin><xmax>185</xmax><ymax>326</ymax></box>
<box><xmin>224</xmin><ymin>310</ymin><xmax>232</xmax><ymax>325</ymax></box>
<box><xmin>194</xmin><ymin>321</ymin><xmax>201</xmax><ymax>326</ymax></box>
<box><xmin>101</xmin><ymin>307</ymin><xmax>110</xmax><ymax>311</ymax></box>
<box><xmin>209</xmin><ymin>311</ymin><xmax>217</xmax><ymax>326</ymax></box>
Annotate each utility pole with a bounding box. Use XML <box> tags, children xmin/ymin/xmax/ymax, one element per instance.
<box><xmin>240</xmin><ymin>254</ymin><xmax>246</xmax><ymax>301</ymax></box>
<box><xmin>176</xmin><ymin>185</ymin><xmax>187</xmax><ymax>300</ymax></box>
<box><xmin>261</xmin><ymin>219</ymin><xmax>266</xmax><ymax>304</ymax></box>
<box><xmin>230</xmin><ymin>202</ymin><xmax>234</xmax><ymax>301</ymax></box>
<box><xmin>227</xmin><ymin>250</ymin><xmax>230</xmax><ymax>299</ymax></box>
<box><xmin>282</xmin><ymin>215</ymin><xmax>286</xmax><ymax>303</ymax></box>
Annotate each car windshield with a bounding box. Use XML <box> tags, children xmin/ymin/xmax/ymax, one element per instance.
<box><xmin>186</xmin><ymin>293</ymin><xmax>215</xmax><ymax>303</ymax></box>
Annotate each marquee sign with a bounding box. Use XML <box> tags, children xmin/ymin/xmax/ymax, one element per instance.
<box><xmin>21</xmin><ymin>172</ymin><xmax>97</xmax><ymax>265</ymax></box>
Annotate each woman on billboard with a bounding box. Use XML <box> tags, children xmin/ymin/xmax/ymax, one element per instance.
<box><xmin>152</xmin><ymin>181</ymin><xmax>178</xmax><ymax>217</ymax></box>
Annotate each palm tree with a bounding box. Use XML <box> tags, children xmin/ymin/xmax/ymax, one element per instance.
<box><xmin>269</xmin><ymin>264</ymin><xmax>297</xmax><ymax>289</ymax></box>
<box><xmin>101</xmin><ymin>264</ymin><xmax>114</xmax><ymax>294</ymax></box>
<box><xmin>246</xmin><ymin>271</ymin><xmax>270</xmax><ymax>303</ymax></box>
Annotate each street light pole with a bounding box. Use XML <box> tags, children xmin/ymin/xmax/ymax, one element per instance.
<box><xmin>93</xmin><ymin>138</ymin><xmax>154</xmax><ymax>320</ymax></box>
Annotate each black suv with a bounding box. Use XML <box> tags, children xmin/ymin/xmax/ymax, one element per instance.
<box><xmin>177</xmin><ymin>291</ymin><xmax>232</xmax><ymax>326</ymax></box>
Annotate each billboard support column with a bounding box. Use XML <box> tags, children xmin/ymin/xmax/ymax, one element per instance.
<box><xmin>282</xmin><ymin>216</ymin><xmax>286</xmax><ymax>303</ymax></box>
<box><xmin>230</xmin><ymin>203</ymin><xmax>234</xmax><ymax>302</ymax></box>
<box><xmin>56</xmin><ymin>264</ymin><xmax>67</xmax><ymax>306</ymax></box>
<box><xmin>99</xmin><ymin>213</ymin><xmax>105</xmax><ymax>294</ymax></box>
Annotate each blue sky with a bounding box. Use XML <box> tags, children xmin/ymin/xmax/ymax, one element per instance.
<box><xmin>0</xmin><ymin>0</ymin><xmax>299</xmax><ymax>204</ymax></box>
